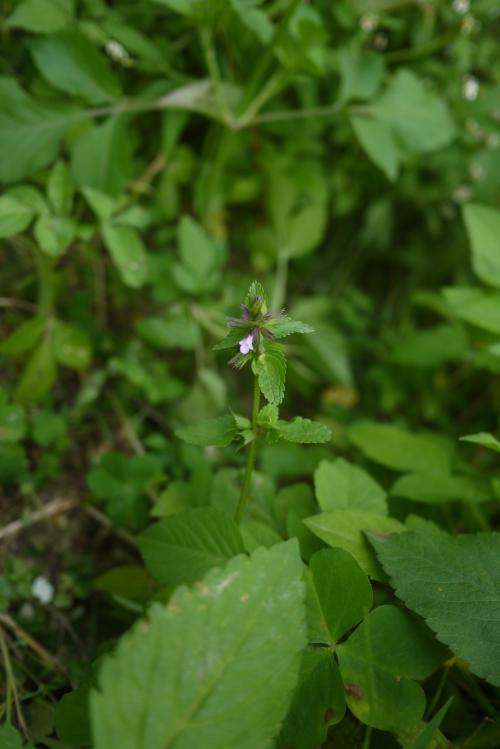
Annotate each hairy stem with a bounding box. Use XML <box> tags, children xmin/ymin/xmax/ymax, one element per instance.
<box><xmin>234</xmin><ymin>373</ymin><xmax>261</xmax><ymax>523</ymax></box>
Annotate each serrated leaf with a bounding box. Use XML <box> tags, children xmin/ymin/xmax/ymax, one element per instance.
<box><xmin>337</xmin><ymin>606</ymin><xmax>443</xmax><ymax>732</ymax></box>
<box><xmin>370</xmin><ymin>526</ymin><xmax>500</xmax><ymax>686</ymax></box>
<box><xmin>275</xmin><ymin>417</ymin><xmax>331</xmax><ymax>444</ymax></box>
<box><xmin>91</xmin><ymin>541</ymin><xmax>306</xmax><ymax>749</ymax></box>
<box><xmin>176</xmin><ymin>414</ymin><xmax>236</xmax><ymax>447</ymax></box>
<box><xmin>139</xmin><ymin>508</ymin><xmax>246</xmax><ymax>586</ymax></box>
<box><xmin>254</xmin><ymin>342</ymin><xmax>286</xmax><ymax>405</ymax></box>
<box><xmin>314</xmin><ymin>458</ymin><xmax>387</xmax><ymax>514</ymax></box>
<box><xmin>304</xmin><ymin>510</ymin><xmax>405</xmax><ymax>579</ymax></box>
<box><xmin>306</xmin><ymin>548</ymin><xmax>372</xmax><ymax>645</ymax></box>
<box><xmin>267</xmin><ymin>317</ymin><xmax>314</xmax><ymax>338</ymax></box>
<box><xmin>349</xmin><ymin>421</ymin><xmax>453</xmax><ymax>473</ymax></box>
<box><xmin>463</xmin><ymin>203</ymin><xmax>500</xmax><ymax>289</ymax></box>
<box><xmin>102</xmin><ymin>224</ymin><xmax>149</xmax><ymax>289</ymax></box>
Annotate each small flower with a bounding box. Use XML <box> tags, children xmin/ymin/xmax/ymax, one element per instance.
<box><xmin>32</xmin><ymin>576</ymin><xmax>54</xmax><ymax>605</ymax></box>
<box><xmin>462</xmin><ymin>76</ymin><xmax>479</xmax><ymax>102</ymax></box>
<box><xmin>239</xmin><ymin>333</ymin><xmax>254</xmax><ymax>355</ymax></box>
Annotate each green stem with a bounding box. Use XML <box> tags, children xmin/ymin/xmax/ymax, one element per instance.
<box><xmin>362</xmin><ymin>725</ymin><xmax>372</xmax><ymax>749</ymax></box>
<box><xmin>199</xmin><ymin>26</ymin><xmax>232</xmax><ymax>124</ymax></box>
<box><xmin>35</xmin><ymin>251</ymin><xmax>56</xmax><ymax>319</ymax></box>
<box><xmin>239</xmin><ymin>0</ymin><xmax>301</xmax><ymax>113</ymax></box>
<box><xmin>425</xmin><ymin>665</ymin><xmax>449</xmax><ymax>719</ymax></box>
<box><xmin>234</xmin><ymin>373</ymin><xmax>261</xmax><ymax>523</ymax></box>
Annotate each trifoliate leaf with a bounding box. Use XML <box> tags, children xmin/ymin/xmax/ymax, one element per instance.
<box><xmin>337</xmin><ymin>606</ymin><xmax>443</xmax><ymax>732</ymax></box>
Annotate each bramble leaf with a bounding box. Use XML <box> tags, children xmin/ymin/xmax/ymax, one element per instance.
<box><xmin>91</xmin><ymin>541</ymin><xmax>306</xmax><ymax>749</ymax></box>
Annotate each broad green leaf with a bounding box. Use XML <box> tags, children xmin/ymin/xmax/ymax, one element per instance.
<box><xmin>6</xmin><ymin>185</ymin><xmax>48</xmax><ymax>216</ymax></box>
<box><xmin>0</xmin><ymin>195</ymin><xmax>34</xmax><ymax>238</ymax></box>
<box><xmin>137</xmin><ymin>310</ymin><xmax>201</xmax><ymax>350</ymax></box>
<box><xmin>81</xmin><ymin>187</ymin><xmax>117</xmax><ymax>222</ymax></box>
<box><xmin>306</xmin><ymin>548</ymin><xmax>372</xmax><ymax>645</ymax></box>
<box><xmin>72</xmin><ymin>115</ymin><xmax>135</xmax><ymax>196</ymax></box>
<box><xmin>278</xmin><ymin>649</ymin><xmax>345</xmax><ymax>749</ymax></box>
<box><xmin>460</xmin><ymin>431</ymin><xmax>500</xmax><ymax>454</ymax></box>
<box><xmin>338</xmin><ymin>45</ymin><xmax>384</xmax><ymax>102</ymax></box>
<box><xmin>55</xmin><ymin>681</ymin><xmax>92</xmax><ymax>746</ymax></box>
<box><xmin>54</xmin><ymin>321</ymin><xmax>91</xmax><ymax>369</ymax></box>
<box><xmin>391</xmin><ymin>471</ymin><xmax>491</xmax><ymax>504</ymax></box>
<box><xmin>30</xmin><ymin>30</ymin><xmax>121</xmax><ymax>104</ymax></box>
<box><xmin>287</xmin><ymin>203</ymin><xmax>327</xmax><ymax>258</ymax></box>
<box><xmin>178</xmin><ymin>214</ymin><xmax>217</xmax><ymax>279</ymax></box>
<box><xmin>0</xmin><ymin>77</ymin><xmax>75</xmax><ymax>183</ymax></box>
<box><xmin>34</xmin><ymin>214</ymin><xmax>76</xmax><ymax>257</ymax></box>
<box><xmin>391</xmin><ymin>324</ymin><xmax>467</xmax><ymax>368</ymax></box>
<box><xmin>351</xmin><ymin>115</ymin><xmax>399</xmax><ymax>181</ymax></box>
<box><xmin>94</xmin><ymin>565</ymin><xmax>157</xmax><ymax>601</ymax></box>
<box><xmin>337</xmin><ymin>606</ymin><xmax>442</xmax><ymax>731</ymax></box>
<box><xmin>0</xmin><ymin>318</ymin><xmax>45</xmax><ymax>356</ymax></box>
<box><xmin>48</xmin><ymin>160</ymin><xmax>74</xmax><ymax>216</ymax></box>
<box><xmin>443</xmin><ymin>286</ymin><xmax>500</xmax><ymax>334</ymax></box>
<box><xmin>232</xmin><ymin>1</ymin><xmax>273</xmax><ymax>42</ymax></box>
<box><xmin>463</xmin><ymin>203</ymin><xmax>500</xmax><ymax>288</ymax></box>
<box><xmin>32</xmin><ymin>409</ymin><xmax>66</xmax><ymax>446</ymax></box>
<box><xmin>304</xmin><ymin>510</ymin><xmax>405</xmax><ymax>579</ymax></box>
<box><xmin>349</xmin><ymin>421</ymin><xmax>453</xmax><ymax>473</ymax></box>
<box><xmin>369</xmin><ymin>69</ymin><xmax>456</xmax><ymax>153</ymax></box>
<box><xmin>266</xmin><ymin>317</ymin><xmax>314</xmax><ymax>338</ymax></box>
<box><xmin>176</xmin><ymin>414</ymin><xmax>236</xmax><ymax>447</ymax></box>
<box><xmin>254</xmin><ymin>342</ymin><xmax>286</xmax><ymax>405</ymax></box>
<box><xmin>314</xmin><ymin>458</ymin><xmax>387</xmax><ymax>514</ymax></box>
<box><xmin>102</xmin><ymin>224</ymin><xmax>149</xmax><ymax>289</ymax></box>
<box><xmin>91</xmin><ymin>541</ymin><xmax>306</xmax><ymax>749</ymax></box>
<box><xmin>15</xmin><ymin>336</ymin><xmax>57</xmax><ymax>404</ymax></box>
<box><xmin>274</xmin><ymin>417</ymin><xmax>331</xmax><ymax>444</ymax></box>
<box><xmin>213</xmin><ymin>327</ymin><xmax>246</xmax><ymax>351</ymax></box>
<box><xmin>371</xmin><ymin>527</ymin><xmax>500</xmax><ymax>686</ymax></box>
<box><xmin>139</xmin><ymin>508</ymin><xmax>245</xmax><ymax>586</ymax></box>
<box><xmin>0</xmin><ymin>723</ymin><xmax>34</xmax><ymax>749</ymax></box>
<box><xmin>0</xmin><ymin>394</ymin><xmax>26</xmax><ymax>444</ymax></box>
<box><xmin>240</xmin><ymin>519</ymin><xmax>283</xmax><ymax>553</ymax></box>
<box><xmin>8</xmin><ymin>0</ymin><xmax>73</xmax><ymax>33</ymax></box>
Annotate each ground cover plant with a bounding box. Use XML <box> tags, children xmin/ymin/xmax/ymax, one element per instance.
<box><xmin>1</xmin><ymin>0</ymin><xmax>500</xmax><ymax>746</ymax></box>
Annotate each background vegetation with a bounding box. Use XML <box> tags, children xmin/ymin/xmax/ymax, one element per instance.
<box><xmin>1</xmin><ymin>0</ymin><xmax>500</xmax><ymax>746</ymax></box>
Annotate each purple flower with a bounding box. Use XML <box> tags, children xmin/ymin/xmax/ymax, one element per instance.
<box><xmin>239</xmin><ymin>333</ymin><xmax>254</xmax><ymax>354</ymax></box>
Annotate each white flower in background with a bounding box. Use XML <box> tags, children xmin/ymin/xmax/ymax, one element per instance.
<box><xmin>32</xmin><ymin>576</ymin><xmax>54</xmax><ymax>605</ymax></box>
<box><xmin>461</xmin><ymin>15</ymin><xmax>476</xmax><ymax>34</ymax></box>
<box><xmin>452</xmin><ymin>0</ymin><xmax>469</xmax><ymax>15</ymax></box>
<box><xmin>360</xmin><ymin>13</ymin><xmax>378</xmax><ymax>33</ymax></box>
<box><xmin>462</xmin><ymin>76</ymin><xmax>479</xmax><ymax>101</ymax></box>
<box><xmin>105</xmin><ymin>39</ymin><xmax>131</xmax><ymax>65</ymax></box>
<box><xmin>452</xmin><ymin>185</ymin><xmax>472</xmax><ymax>204</ymax></box>
<box><xmin>469</xmin><ymin>163</ymin><xmax>483</xmax><ymax>181</ymax></box>
<box><xmin>486</xmin><ymin>133</ymin><xmax>499</xmax><ymax>150</ymax></box>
